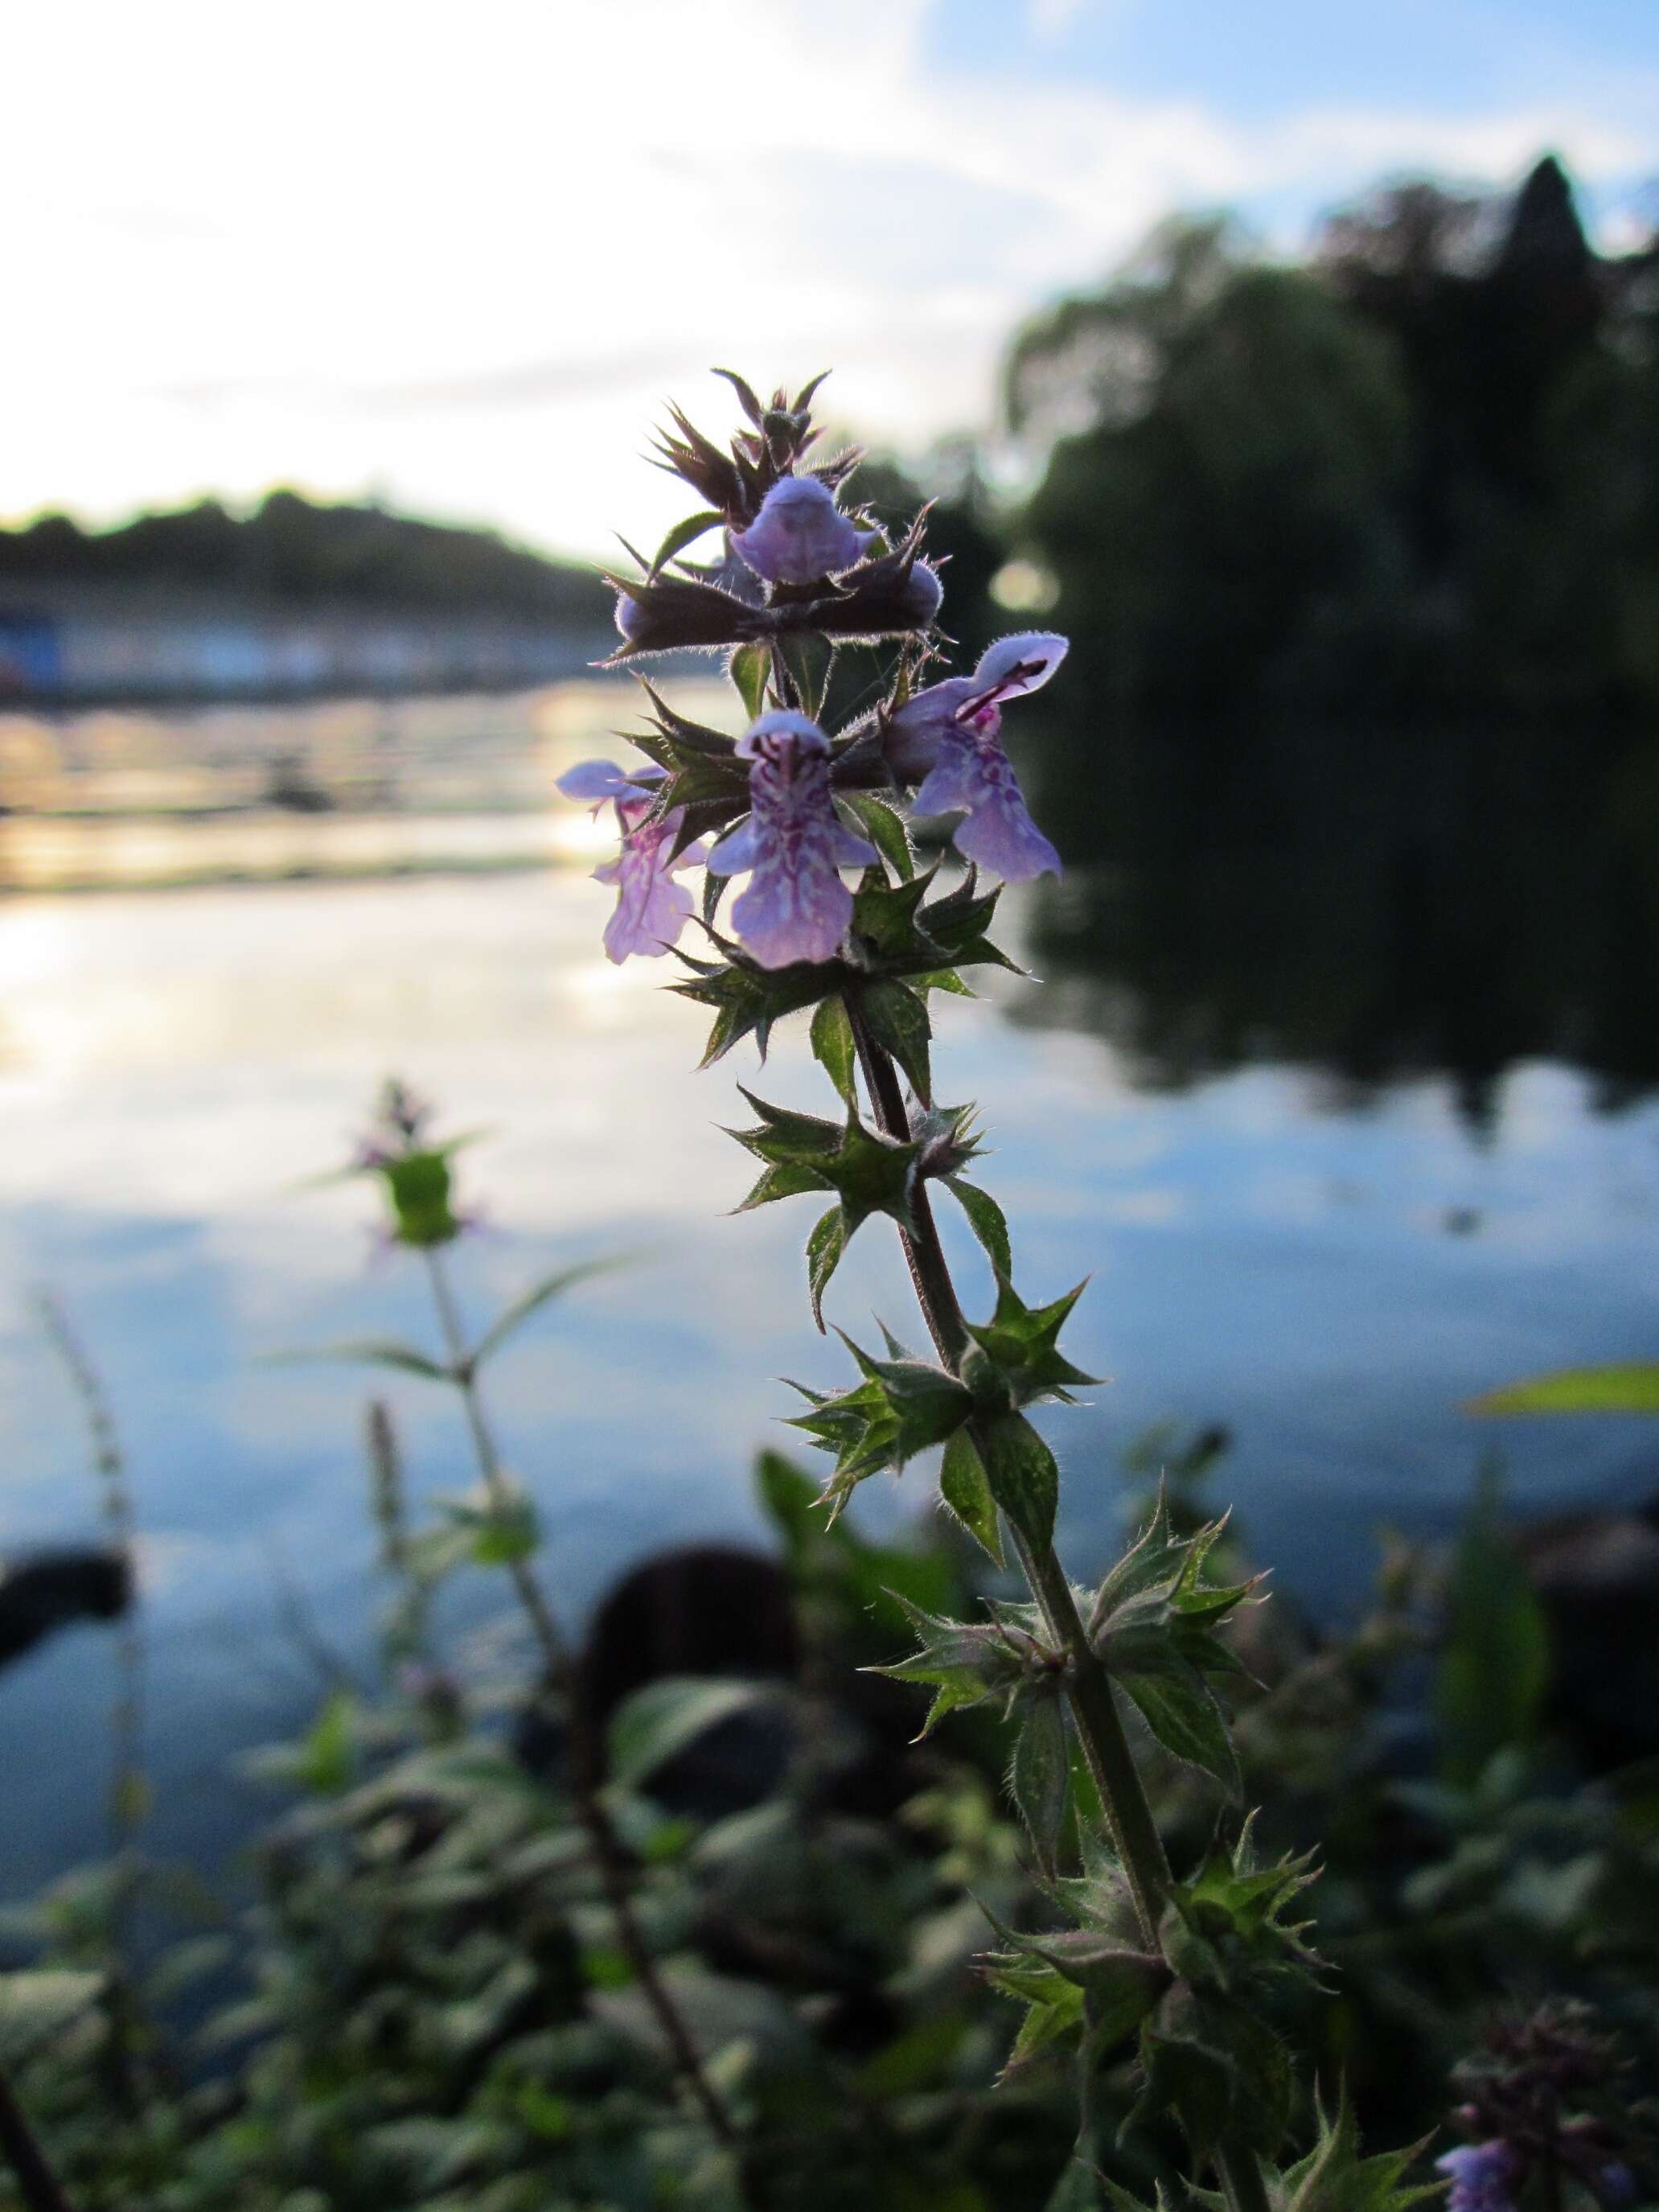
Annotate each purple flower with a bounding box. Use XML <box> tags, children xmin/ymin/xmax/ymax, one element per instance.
<box><xmin>706</xmin><ymin>711</ymin><xmax>877</xmax><ymax>968</ymax></box>
<box><xmin>896</xmin><ymin>631</ymin><xmax>1068</xmax><ymax>883</ymax></box>
<box><xmin>732</xmin><ymin>476</ymin><xmax>873</xmax><ymax>587</ymax></box>
<box><xmin>1437</xmin><ymin>2144</ymin><xmax>1521</xmax><ymax>2212</ymax></box>
<box><xmin>556</xmin><ymin>758</ymin><xmax>706</xmax><ymax>963</ymax></box>
<box><xmin>888</xmin><ymin>631</ymin><xmax>1068</xmax><ymax>779</ymax></box>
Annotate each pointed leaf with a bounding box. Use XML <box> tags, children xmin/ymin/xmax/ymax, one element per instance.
<box><xmin>844</xmin><ymin>792</ymin><xmax>914</xmax><ymax>882</ymax></box>
<box><xmin>1114</xmin><ymin>1651</ymin><xmax>1240</xmax><ymax>1795</ymax></box>
<box><xmin>1466</xmin><ymin>1363</ymin><xmax>1659</xmax><ymax>1415</ymax></box>
<box><xmin>269</xmin><ymin>1338</ymin><xmax>452</xmax><ymax>1382</ymax></box>
<box><xmin>729</xmin><ymin>639</ymin><xmax>770</xmax><ymax>721</ymax></box>
<box><xmin>649</xmin><ymin>508</ymin><xmax>723</xmax><ymax>578</ymax></box>
<box><xmin>810</xmin><ymin>994</ymin><xmax>858</xmax><ymax>1108</ymax></box>
<box><xmin>860</xmin><ymin>976</ymin><xmax>932</xmax><ymax>1104</ymax></box>
<box><xmin>947</xmin><ymin>1178</ymin><xmax>1012</xmax><ymax>1277</ymax></box>
<box><xmin>807</xmin><ymin>1204</ymin><xmax>848</xmax><ymax>1330</ymax></box>
<box><xmin>939</xmin><ymin>1428</ymin><xmax>1004</xmax><ymax>1564</ymax></box>
<box><xmin>979</xmin><ymin>1412</ymin><xmax>1059</xmax><ymax>1549</ymax></box>
<box><xmin>470</xmin><ymin>1259</ymin><xmax>625</xmax><ymax>1368</ymax></box>
<box><xmin>608</xmin><ymin>1676</ymin><xmax>775</xmax><ymax>1791</ymax></box>
<box><xmin>1010</xmin><ymin>1691</ymin><xmax>1070</xmax><ymax>1877</ymax></box>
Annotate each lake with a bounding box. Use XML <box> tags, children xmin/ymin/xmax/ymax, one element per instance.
<box><xmin>2</xmin><ymin>683</ymin><xmax>1657</xmax><ymax>1893</ymax></box>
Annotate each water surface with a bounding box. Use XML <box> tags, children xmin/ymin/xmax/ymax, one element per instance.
<box><xmin>3</xmin><ymin>689</ymin><xmax>1657</xmax><ymax>1890</ymax></box>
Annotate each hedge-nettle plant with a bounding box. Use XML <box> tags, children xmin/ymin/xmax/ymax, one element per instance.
<box><xmin>556</xmin><ymin>372</ymin><xmax>1422</xmax><ymax>2211</ymax></box>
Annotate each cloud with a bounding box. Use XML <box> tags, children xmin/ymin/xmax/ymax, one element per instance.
<box><xmin>0</xmin><ymin>0</ymin><xmax>1652</xmax><ymax>554</ymax></box>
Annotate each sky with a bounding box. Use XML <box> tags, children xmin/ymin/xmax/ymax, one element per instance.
<box><xmin>4</xmin><ymin>0</ymin><xmax>1655</xmax><ymax>561</ymax></box>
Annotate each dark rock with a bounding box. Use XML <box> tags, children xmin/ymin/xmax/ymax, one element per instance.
<box><xmin>0</xmin><ymin>1548</ymin><xmax>131</xmax><ymax>1669</ymax></box>
<box><xmin>1518</xmin><ymin>1503</ymin><xmax>1659</xmax><ymax>1767</ymax></box>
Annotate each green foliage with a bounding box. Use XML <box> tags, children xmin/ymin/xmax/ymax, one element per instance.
<box><xmin>965</xmin><ymin>1277</ymin><xmax>1099</xmax><ymax>1411</ymax></box>
<box><xmin>1467</xmin><ymin>1363</ymin><xmax>1659</xmax><ymax>1415</ymax></box>
<box><xmin>0</xmin><ymin>1970</ymin><xmax>103</xmax><ymax>2067</ymax></box>
<box><xmin>1011</xmin><ymin>159</ymin><xmax>1659</xmax><ymax>727</ymax></box>
<box><xmin>469</xmin><ymin>1260</ymin><xmax>628</xmax><ymax>1371</ymax></box>
<box><xmin>1276</xmin><ymin>2095</ymin><xmax>1440</xmax><ymax>2212</ymax></box>
<box><xmin>382</xmin><ymin>1149</ymin><xmax>465</xmax><ymax>1248</ymax></box>
<box><xmin>0</xmin><ymin>488</ymin><xmax>614</xmax><ymax>623</ymax></box>
<box><xmin>1086</xmin><ymin>1495</ymin><xmax>1259</xmax><ymax>1795</ymax></box>
<box><xmin>939</xmin><ymin>1429</ymin><xmax>1004</xmax><ymax>1564</ymax></box>
<box><xmin>1434</xmin><ymin>1466</ymin><xmax>1550</xmax><ymax>1786</ymax></box>
<box><xmin>606</xmin><ymin>1679</ymin><xmax>777</xmax><ymax>1793</ymax></box>
<box><xmin>976</xmin><ymin>1411</ymin><xmax>1061</xmax><ymax>1551</ymax></box>
<box><xmin>785</xmin><ymin>1331</ymin><xmax>975</xmax><ymax>1519</ymax></box>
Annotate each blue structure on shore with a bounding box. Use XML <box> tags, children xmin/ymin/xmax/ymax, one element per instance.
<box><xmin>0</xmin><ymin>611</ymin><xmax>64</xmax><ymax>698</ymax></box>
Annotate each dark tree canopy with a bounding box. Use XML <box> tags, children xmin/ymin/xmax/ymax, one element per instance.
<box><xmin>0</xmin><ymin>491</ymin><xmax>613</xmax><ymax>626</ymax></box>
<box><xmin>1009</xmin><ymin>157</ymin><xmax>1659</xmax><ymax>729</ymax></box>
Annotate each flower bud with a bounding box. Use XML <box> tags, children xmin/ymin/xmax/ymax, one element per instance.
<box><xmin>732</xmin><ymin>475</ymin><xmax>872</xmax><ymax>586</ymax></box>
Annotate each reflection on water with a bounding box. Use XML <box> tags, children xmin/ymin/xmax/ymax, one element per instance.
<box><xmin>0</xmin><ymin>677</ymin><xmax>729</xmax><ymax>890</ymax></box>
<box><xmin>2</xmin><ymin>689</ymin><xmax>1657</xmax><ymax>1887</ymax></box>
<box><xmin>1017</xmin><ymin>714</ymin><xmax>1659</xmax><ymax>1124</ymax></box>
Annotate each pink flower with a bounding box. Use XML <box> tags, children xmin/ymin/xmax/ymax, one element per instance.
<box><xmin>731</xmin><ymin>477</ymin><xmax>874</xmax><ymax>587</ymax></box>
<box><xmin>556</xmin><ymin>759</ymin><xmax>707</xmax><ymax>963</ymax></box>
<box><xmin>892</xmin><ymin>631</ymin><xmax>1068</xmax><ymax>883</ymax></box>
<box><xmin>706</xmin><ymin>712</ymin><xmax>877</xmax><ymax>968</ymax></box>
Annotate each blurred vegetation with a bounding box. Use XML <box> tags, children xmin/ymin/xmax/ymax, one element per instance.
<box><xmin>997</xmin><ymin>158</ymin><xmax>1659</xmax><ymax>1119</ymax></box>
<box><xmin>0</xmin><ymin>492</ymin><xmax>613</xmax><ymax>623</ymax></box>
<box><xmin>1006</xmin><ymin>155</ymin><xmax>1659</xmax><ymax>729</ymax></box>
<box><xmin>4</xmin><ymin>1430</ymin><xmax>1657</xmax><ymax>2212</ymax></box>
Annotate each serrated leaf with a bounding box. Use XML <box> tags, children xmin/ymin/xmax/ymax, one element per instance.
<box><xmin>967</xmin><ymin>1274</ymin><xmax>1099</xmax><ymax>1409</ymax></box>
<box><xmin>810</xmin><ymin>993</ymin><xmax>858</xmax><ymax>1108</ymax></box>
<box><xmin>1010</xmin><ymin>1691</ymin><xmax>1070</xmax><ymax>1877</ymax></box>
<box><xmin>738</xmin><ymin>1160</ymin><xmax>833</xmax><ymax>1212</ymax></box>
<box><xmin>807</xmin><ymin>1204</ymin><xmax>847</xmax><ymax>1330</ymax></box>
<box><xmin>947</xmin><ymin>1178</ymin><xmax>1012</xmax><ymax>1277</ymax></box>
<box><xmin>978</xmin><ymin>1412</ymin><xmax>1059</xmax><ymax>1550</ymax></box>
<box><xmin>939</xmin><ymin>1428</ymin><xmax>1003</xmax><ymax>1564</ymax></box>
<box><xmin>470</xmin><ymin>1258</ymin><xmax>624</xmax><ymax>1368</ymax></box>
<box><xmin>729</xmin><ymin>639</ymin><xmax>770</xmax><ymax>721</ymax></box>
<box><xmin>1284</xmin><ymin>2090</ymin><xmax>1441</xmax><ymax>2212</ymax></box>
<box><xmin>607</xmin><ymin>1675</ymin><xmax>774</xmax><ymax>1791</ymax></box>
<box><xmin>1113</xmin><ymin>1648</ymin><xmax>1240</xmax><ymax>1795</ymax></box>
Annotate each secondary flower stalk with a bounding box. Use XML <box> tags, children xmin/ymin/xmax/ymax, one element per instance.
<box><xmin>557</xmin><ymin>759</ymin><xmax>706</xmax><ymax>963</ymax></box>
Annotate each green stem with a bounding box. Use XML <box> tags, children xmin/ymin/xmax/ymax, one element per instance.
<box><xmin>841</xmin><ymin>990</ymin><xmax>1265</xmax><ymax>2202</ymax></box>
<box><xmin>421</xmin><ymin>1248</ymin><xmax>751</xmax><ymax>2173</ymax></box>
<box><xmin>423</xmin><ymin>1250</ymin><xmax>573</xmax><ymax>1680</ymax></box>
<box><xmin>841</xmin><ymin>988</ymin><xmax>1168</xmax><ymax>1932</ymax></box>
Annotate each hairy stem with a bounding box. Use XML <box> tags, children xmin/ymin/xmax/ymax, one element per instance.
<box><xmin>842</xmin><ymin>989</ymin><xmax>1267</xmax><ymax>2199</ymax></box>
<box><xmin>421</xmin><ymin>1248</ymin><xmax>749</xmax><ymax>2169</ymax></box>
<box><xmin>0</xmin><ymin>2066</ymin><xmax>78</xmax><ymax>2212</ymax></box>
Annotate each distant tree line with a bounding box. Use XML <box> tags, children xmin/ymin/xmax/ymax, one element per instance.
<box><xmin>0</xmin><ymin>490</ymin><xmax>613</xmax><ymax>626</ymax></box>
<box><xmin>1007</xmin><ymin>155</ymin><xmax>1659</xmax><ymax>728</ymax></box>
